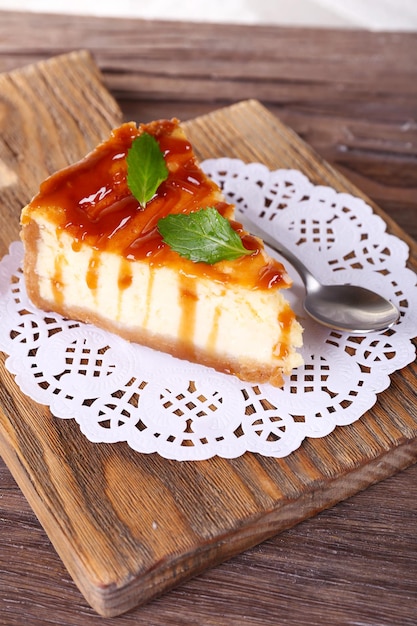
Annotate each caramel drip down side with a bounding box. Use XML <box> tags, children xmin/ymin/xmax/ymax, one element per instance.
<box><xmin>142</xmin><ymin>267</ymin><xmax>155</xmax><ymax>330</ymax></box>
<box><xmin>273</xmin><ymin>303</ymin><xmax>296</xmax><ymax>360</ymax></box>
<box><xmin>117</xmin><ymin>257</ymin><xmax>134</xmax><ymax>320</ymax></box>
<box><xmin>86</xmin><ymin>250</ymin><xmax>101</xmax><ymax>292</ymax></box>
<box><xmin>206</xmin><ymin>304</ymin><xmax>222</xmax><ymax>353</ymax></box>
<box><xmin>118</xmin><ymin>258</ymin><xmax>133</xmax><ymax>292</ymax></box>
<box><xmin>51</xmin><ymin>252</ymin><xmax>64</xmax><ymax>308</ymax></box>
<box><xmin>178</xmin><ymin>274</ymin><xmax>198</xmax><ymax>359</ymax></box>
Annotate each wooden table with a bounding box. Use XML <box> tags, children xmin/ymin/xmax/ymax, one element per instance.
<box><xmin>0</xmin><ymin>10</ymin><xmax>416</xmax><ymax>626</ymax></box>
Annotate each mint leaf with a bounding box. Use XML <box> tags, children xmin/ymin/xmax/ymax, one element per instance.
<box><xmin>126</xmin><ymin>132</ymin><xmax>169</xmax><ymax>207</ymax></box>
<box><xmin>158</xmin><ymin>207</ymin><xmax>252</xmax><ymax>264</ymax></box>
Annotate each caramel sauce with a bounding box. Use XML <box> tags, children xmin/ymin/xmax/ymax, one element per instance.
<box><xmin>118</xmin><ymin>258</ymin><xmax>133</xmax><ymax>291</ymax></box>
<box><xmin>273</xmin><ymin>304</ymin><xmax>295</xmax><ymax>359</ymax></box>
<box><xmin>178</xmin><ymin>274</ymin><xmax>198</xmax><ymax>354</ymax></box>
<box><xmin>86</xmin><ymin>250</ymin><xmax>101</xmax><ymax>291</ymax></box>
<box><xmin>206</xmin><ymin>304</ymin><xmax>222</xmax><ymax>352</ymax></box>
<box><xmin>27</xmin><ymin>119</ymin><xmax>290</xmax><ymax>292</ymax></box>
<box><xmin>51</xmin><ymin>254</ymin><xmax>64</xmax><ymax>307</ymax></box>
<box><xmin>142</xmin><ymin>267</ymin><xmax>155</xmax><ymax>329</ymax></box>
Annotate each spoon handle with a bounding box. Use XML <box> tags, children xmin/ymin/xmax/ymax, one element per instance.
<box><xmin>240</xmin><ymin>214</ymin><xmax>319</xmax><ymax>291</ymax></box>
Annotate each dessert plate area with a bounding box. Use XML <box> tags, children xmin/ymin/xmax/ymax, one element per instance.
<box><xmin>0</xmin><ymin>52</ymin><xmax>416</xmax><ymax>617</ymax></box>
<box><xmin>1</xmin><ymin>162</ymin><xmax>416</xmax><ymax>462</ymax></box>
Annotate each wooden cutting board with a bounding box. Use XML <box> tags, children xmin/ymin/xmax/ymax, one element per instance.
<box><xmin>0</xmin><ymin>51</ymin><xmax>416</xmax><ymax>618</ymax></box>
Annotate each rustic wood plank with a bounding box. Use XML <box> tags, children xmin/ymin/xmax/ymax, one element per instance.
<box><xmin>184</xmin><ymin>100</ymin><xmax>417</xmax><ymax>250</ymax></box>
<box><xmin>2</xmin><ymin>461</ymin><xmax>417</xmax><ymax>626</ymax></box>
<box><xmin>0</xmin><ymin>49</ymin><xmax>122</xmax><ymax>253</ymax></box>
<box><xmin>0</xmin><ymin>10</ymin><xmax>416</xmax><ymax>239</ymax></box>
<box><xmin>0</xmin><ymin>49</ymin><xmax>416</xmax><ymax>618</ymax></box>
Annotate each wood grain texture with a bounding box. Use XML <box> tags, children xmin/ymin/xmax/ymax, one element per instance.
<box><xmin>0</xmin><ymin>13</ymin><xmax>416</xmax><ymax>625</ymax></box>
<box><xmin>0</xmin><ymin>10</ymin><xmax>415</xmax><ymax>241</ymax></box>
<box><xmin>0</xmin><ymin>49</ymin><xmax>416</xmax><ymax>619</ymax></box>
<box><xmin>2</xmin><ymin>460</ymin><xmax>417</xmax><ymax>626</ymax></box>
<box><xmin>0</xmin><ymin>49</ymin><xmax>122</xmax><ymax>251</ymax></box>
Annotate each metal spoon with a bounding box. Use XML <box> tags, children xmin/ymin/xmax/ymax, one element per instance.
<box><xmin>241</xmin><ymin>215</ymin><xmax>400</xmax><ymax>334</ymax></box>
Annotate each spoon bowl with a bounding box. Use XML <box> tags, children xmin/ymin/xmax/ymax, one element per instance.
<box><xmin>304</xmin><ymin>283</ymin><xmax>400</xmax><ymax>333</ymax></box>
<box><xmin>241</xmin><ymin>215</ymin><xmax>400</xmax><ymax>334</ymax></box>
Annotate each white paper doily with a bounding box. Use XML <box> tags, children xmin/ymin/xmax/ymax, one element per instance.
<box><xmin>1</xmin><ymin>158</ymin><xmax>416</xmax><ymax>461</ymax></box>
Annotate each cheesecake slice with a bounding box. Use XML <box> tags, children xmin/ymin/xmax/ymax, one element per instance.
<box><xmin>20</xmin><ymin>119</ymin><xmax>303</xmax><ymax>386</ymax></box>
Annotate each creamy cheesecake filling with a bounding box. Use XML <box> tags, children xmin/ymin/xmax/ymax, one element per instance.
<box><xmin>25</xmin><ymin>217</ymin><xmax>302</xmax><ymax>380</ymax></box>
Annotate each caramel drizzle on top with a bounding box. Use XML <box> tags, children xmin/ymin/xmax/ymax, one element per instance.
<box><xmin>26</xmin><ymin>119</ymin><xmax>291</xmax><ymax>291</ymax></box>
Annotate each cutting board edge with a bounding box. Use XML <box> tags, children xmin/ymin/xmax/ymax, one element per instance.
<box><xmin>1</xmin><ymin>412</ymin><xmax>416</xmax><ymax>617</ymax></box>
